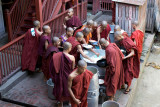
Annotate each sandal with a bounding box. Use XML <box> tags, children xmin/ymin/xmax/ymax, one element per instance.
<box><xmin>124</xmin><ymin>89</ymin><xmax>131</xmax><ymax>94</ymax></box>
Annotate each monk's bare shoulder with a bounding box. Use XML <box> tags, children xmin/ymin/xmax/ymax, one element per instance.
<box><xmin>69</xmin><ymin>69</ymin><xmax>78</xmax><ymax>80</ymax></box>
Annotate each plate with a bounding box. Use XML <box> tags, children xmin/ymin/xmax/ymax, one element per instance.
<box><xmin>89</xmin><ymin>40</ymin><xmax>97</xmax><ymax>43</ymax></box>
<box><xmin>99</xmin><ymin>79</ymin><xmax>104</xmax><ymax>84</ymax></box>
<box><xmin>82</xmin><ymin>44</ymin><xmax>93</xmax><ymax>49</ymax></box>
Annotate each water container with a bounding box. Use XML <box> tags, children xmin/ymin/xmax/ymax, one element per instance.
<box><xmin>46</xmin><ymin>78</ymin><xmax>56</xmax><ymax>100</ymax></box>
<box><xmin>102</xmin><ymin>101</ymin><xmax>120</xmax><ymax>107</ymax></box>
<box><xmin>87</xmin><ymin>66</ymin><xmax>99</xmax><ymax>107</ymax></box>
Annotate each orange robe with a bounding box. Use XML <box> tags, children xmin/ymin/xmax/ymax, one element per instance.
<box><xmin>73</xmin><ymin>25</ymin><xmax>92</xmax><ymax>44</ymax></box>
<box><xmin>105</xmin><ymin>43</ymin><xmax>124</xmax><ymax>96</ymax></box>
<box><xmin>70</xmin><ymin>69</ymin><xmax>93</xmax><ymax>107</ymax></box>
<box><xmin>130</xmin><ymin>30</ymin><xmax>144</xmax><ymax>59</ymax></box>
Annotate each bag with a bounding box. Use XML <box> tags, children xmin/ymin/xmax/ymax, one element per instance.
<box><xmin>97</xmin><ymin>59</ymin><xmax>108</xmax><ymax>67</ymax></box>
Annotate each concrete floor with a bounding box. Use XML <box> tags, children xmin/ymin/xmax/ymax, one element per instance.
<box><xmin>130</xmin><ymin>47</ymin><xmax>160</xmax><ymax>106</ymax></box>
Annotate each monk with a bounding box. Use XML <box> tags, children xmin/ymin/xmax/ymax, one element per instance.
<box><xmin>44</xmin><ymin>37</ymin><xmax>60</xmax><ymax>80</ymax></box>
<box><xmin>114</xmin><ymin>31</ymin><xmax>140</xmax><ymax>94</ymax></box>
<box><xmin>50</xmin><ymin>42</ymin><xmax>75</xmax><ymax>107</ymax></box>
<box><xmin>91</xmin><ymin>22</ymin><xmax>98</xmax><ymax>41</ymax></box>
<box><xmin>97</xmin><ymin>21</ymin><xmax>111</xmax><ymax>42</ymax></box>
<box><xmin>22</xmin><ymin>20</ymin><xmax>43</xmax><ymax>72</ymax></box>
<box><xmin>131</xmin><ymin>21</ymin><xmax>144</xmax><ymax>60</ymax></box>
<box><xmin>60</xmin><ymin>27</ymin><xmax>74</xmax><ymax>46</ymax></box>
<box><xmin>68</xmin><ymin>60</ymin><xmax>93</xmax><ymax>107</ymax></box>
<box><xmin>38</xmin><ymin>25</ymin><xmax>52</xmax><ymax>80</ymax></box>
<box><xmin>114</xmin><ymin>25</ymin><xmax>129</xmax><ymax>37</ymax></box>
<box><xmin>73</xmin><ymin>20</ymin><xmax>94</xmax><ymax>43</ymax></box>
<box><xmin>68</xmin><ymin>32</ymin><xmax>94</xmax><ymax>65</ymax></box>
<box><xmin>63</xmin><ymin>8</ymin><xmax>82</xmax><ymax>29</ymax></box>
<box><xmin>99</xmin><ymin>38</ymin><xmax>124</xmax><ymax>100</ymax></box>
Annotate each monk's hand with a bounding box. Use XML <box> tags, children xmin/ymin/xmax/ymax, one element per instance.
<box><xmin>90</xmin><ymin>59</ymin><xmax>95</xmax><ymax>62</ymax></box>
<box><xmin>122</xmin><ymin>57</ymin><xmax>126</xmax><ymax>60</ymax></box>
<box><xmin>74</xmin><ymin>99</ymin><xmax>81</xmax><ymax>105</ymax></box>
<box><xmin>63</xmin><ymin>24</ymin><xmax>66</xmax><ymax>29</ymax></box>
<box><xmin>96</xmin><ymin>53</ymin><xmax>100</xmax><ymax>57</ymax></box>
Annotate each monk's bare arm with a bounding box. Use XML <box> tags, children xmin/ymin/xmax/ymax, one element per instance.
<box><xmin>45</xmin><ymin>40</ymin><xmax>49</xmax><ymax>50</ymax></box>
<box><xmin>107</xmin><ymin>33</ymin><xmax>110</xmax><ymax>41</ymax></box>
<box><xmin>133</xmin><ymin>39</ymin><xmax>137</xmax><ymax>45</ymax></box>
<box><xmin>71</xmin><ymin>56</ymin><xmax>75</xmax><ymax>69</ymax></box>
<box><xmin>68</xmin><ymin>75</ymin><xmax>81</xmax><ymax>105</ymax></box>
<box><xmin>63</xmin><ymin>17</ymin><xmax>68</xmax><ymax>29</ymax></box>
<box><xmin>77</xmin><ymin>45</ymin><xmax>93</xmax><ymax>62</ymax></box>
<box><xmin>82</xmin><ymin>38</ymin><xmax>87</xmax><ymax>44</ymax></box>
<box><xmin>89</xmin><ymin>48</ymin><xmax>99</xmax><ymax>57</ymax></box>
<box><xmin>97</xmin><ymin>28</ymin><xmax>101</xmax><ymax>42</ymax></box>
<box><xmin>124</xmin><ymin>49</ymin><xmax>135</xmax><ymax>59</ymax></box>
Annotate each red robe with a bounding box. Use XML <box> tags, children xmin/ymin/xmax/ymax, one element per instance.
<box><xmin>38</xmin><ymin>35</ymin><xmax>52</xmax><ymax>78</ymax></box>
<box><xmin>67</xmin><ymin>37</ymin><xmax>76</xmax><ymax>43</ymax></box>
<box><xmin>50</xmin><ymin>52</ymin><xmax>73</xmax><ymax>101</ymax></box>
<box><xmin>44</xmin><ymin>44</ymin><xmax>59</xmax><ymax>80</ymax></box>
<box><xmin>66</xmin><ymin>16</ymin><xmax>82</xmax><ymax>28</ymax></box>
<box><xmin>21</xmin><ymin>28</ymin><xmax>40</xmax><ymax>71</ymax></box>
<box><xmin>105</xmin><ymin>43</ymin><xmax>124</xmax><ymax>96</ymax></box>
<box><xmin>92</xmin><ymin>28</ymin><xmax>98</xmax><ymax>41</ymax></box>
<box><xmin>130</xmin><ymin>30</ymin><xmax>144</xmax><ymax>59</ymax></box>
<box><xmin>120</xmin><ymin>37</ymin><xmax>140</xmax><ymax>86</ymax></box>
<box><xmin>100</xmin><ymin>24</ymin><xmax>111</xmax><ymax>42</ymax></box>
<box><xmin>70</xmin><ymin>69</ymin><xmax>93</xmax><ymax>107</ymax></box>
<box><xmin>68</xmin><ymin>39</ymin><xmax>81</xmax><ymax>65</ymax></box>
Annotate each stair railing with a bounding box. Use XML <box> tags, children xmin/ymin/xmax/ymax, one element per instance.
<box><xmin>5</xmin><ymin>0</ymin><xmax>32</xmax><ymax>41</ymax></box>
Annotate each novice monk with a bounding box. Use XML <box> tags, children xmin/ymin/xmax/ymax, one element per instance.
<box><xmin>114</xmin><ymin>31</ymin><xmax>140</xmax><ymax>94</ymax></box>
<box><xmin>97</xmin><ymin>21</ymin><xmax>111</xmax><ymax>42</ymax></box>
<box><xmin>68</xmin><ymin>60</ymin><xmax>93</xmax><ymax>107</ymax></box>
<box><xmin>99</xmin><ymin>38</ymin><xmax>124</xmax><ymax>100</ymax></box>
<box><xmin>63</xmin><ymin>8</ymin><xmax>82</xmax><ymax>29</ymax></box>
<box><xmin>68</xmin><ymin>32</ymin><xmax>93</xmax><ymax>65</ymax></box>
<box><xmin>44</xmin><ymin>37</ymin><xmax>60</xmax><ymax>80</ymax></box>
<box><xmin>73</xmin><ymin>20</ymin><xmax>94</xmax><ymax>43</ymax></box>
<box><xmin>38</xmin><ymin>25</ymin><xmax>52</xmax><ymax>80</ymax></box>
<box><xmin>22</xmin><ymin>20</ymin><xmax>43</xmax><ymax>72</ymax></box>
<box><xmin>91</xmin><ymin>22</ymin><xmax>98</xmax><ymax>41</ymax></box>
<box><xmin>61</xmin><ymin>27</ymin><xmax>74</xmax><ymax>44</ymax></box>
<box><xmin>50</xmin><ymin>42</ymin><xmax>75</xmax><ymax>107</ymax></box>
<box><xmin>131</xmin><ymin>21</ymin><xmax>144</xmax><ymax>60</ymax></box>
<box><xmin>114</xmin><ymin>25</ymin><xmax>129</xmax><ymax>37</ymax></box>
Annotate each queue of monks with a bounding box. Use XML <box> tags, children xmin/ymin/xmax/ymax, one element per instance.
<box><xmin>21</xmin><ymin>8</ymin><xmax>144</xmax><ymax>107</ymax></box>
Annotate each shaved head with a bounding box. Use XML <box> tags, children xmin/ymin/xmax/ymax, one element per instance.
<box><xmin>68</xmin><ymin>8</ymin><xmax>74</xmax><ymax>12</ymax></box>
<box><xmin>114</xmin><ymin>31</ymin><xmax>122</xmax><ymax>37</ymax></box>
<box><xmin>99</xmin><ymin>38</ymin><xmax>107</xmax><ymax>44</ymax></box>
<box><xmin>63</xmin><ymin>42</ymin><xmax>72</xmax><ymax>50</ymax></box>
<box><xmin>132</xmin><ymin>20</ymin><xmax>139</xmax><ymax>26</ymax></box>
<box><xmin>83</xmin><ymin>28</ymin><xmax>90</xmax><ymax>34</ymax></box>
<box><xmin>67</xmin><ymin>27</ymin><xmax>74</xmax><ymax>32</ymax></box>
<box><xmin>33</xmin><ymin>20</ymin><xmax>40</xmax><ymax>27</ymax></box>
<box><xmin>52</xmin><ymin>37</ymin><xmax>59</xmax><ymax>44</ymax></box>
<box><xmin>87</xmin><ymin>20</ymin><xmax>94</xmax><ymax>26</ymax></box>
<box><xmin>101</xmin><ymin>21</ymin><xmax>108</xmax><ymax>27</ymax></box>
<box><xmin>78</xmin><ymin>60</ymin><xmax>87</xmax><ymax>67</ymax></box>
<box><xmin>76</xmin><ymin>32</ymin><xmax>84</xmax><ymax>38</ymax></box>
<box><xmin>114</xmin><ymin>25</ymin><xmax>121</xmax><ymax>31</ymax></box>
<box><xmin>43</xmin><ymin>25</ymin><xmax>50</xmax><ymax>31</ymax></box>
<box><xmin>93</xmin><ymin>22</ymin><xmax>98</xmax><ymax>27</ymax></box>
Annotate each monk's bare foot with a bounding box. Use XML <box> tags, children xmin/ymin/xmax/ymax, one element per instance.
<box><xmin>124</xmin><ymin>89</ymin><xmax>131</xmax><ymax>94</ymax></box>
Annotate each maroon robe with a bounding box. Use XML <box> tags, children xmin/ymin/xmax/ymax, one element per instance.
<box><xmin>105</xmin><ymin>43</ymin><xmax>124</xmax><ymax>96</ymax></box>
<box><xmin>21</xmin><ymin>28</ymin><xmax>40</xmax><ymax>71</ymax></box>
<box><xmin>66</xmin><ymin>16</ymin><xmax>82</xmax><ymax>28</ymax></box>
<box><xmin>68</xmin><ymin>39</ymin><xmax>81</xmax><ymax>65</ymax></box>
<box><xmin>120</xmin><ymin>37</ymin><xmax>140</xmax><ymax>86</ymax></box>
<box><xmin>44</xmin><ymin>44</ymin><xmax>59</xmax><ymax>80</ymax></box>
<box><xmin>38</xmin><ymin>35</ymin><xmax>51</xmax><ymax>77</ymax></box>
<box><xmin>67</xmin><ymin>37</ymin><xmax>75</xmax><ymax>43</ymax></box>
<box><xmin>92</xmin><ymin>28</ymin><xmax>98</xmax><ymax>41</ymax></box>
<box><xmin>70</xmin><ymin>69</ymin><xmax>93</xmax><ymax>107</ymax></box>
<box><xmin>50</xmin><ymin>52</ymin><xmax>73</xmax><ymax>101</ymax></box>
<box><xmin>130</xmin><ymin>30</ymin><xmax>144</xmax><ymax>59</ymax></box>
<box><xmin>100</xmin><ymin>24</ymin><xmax>111</xmax><ymax>42</ymax></box>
